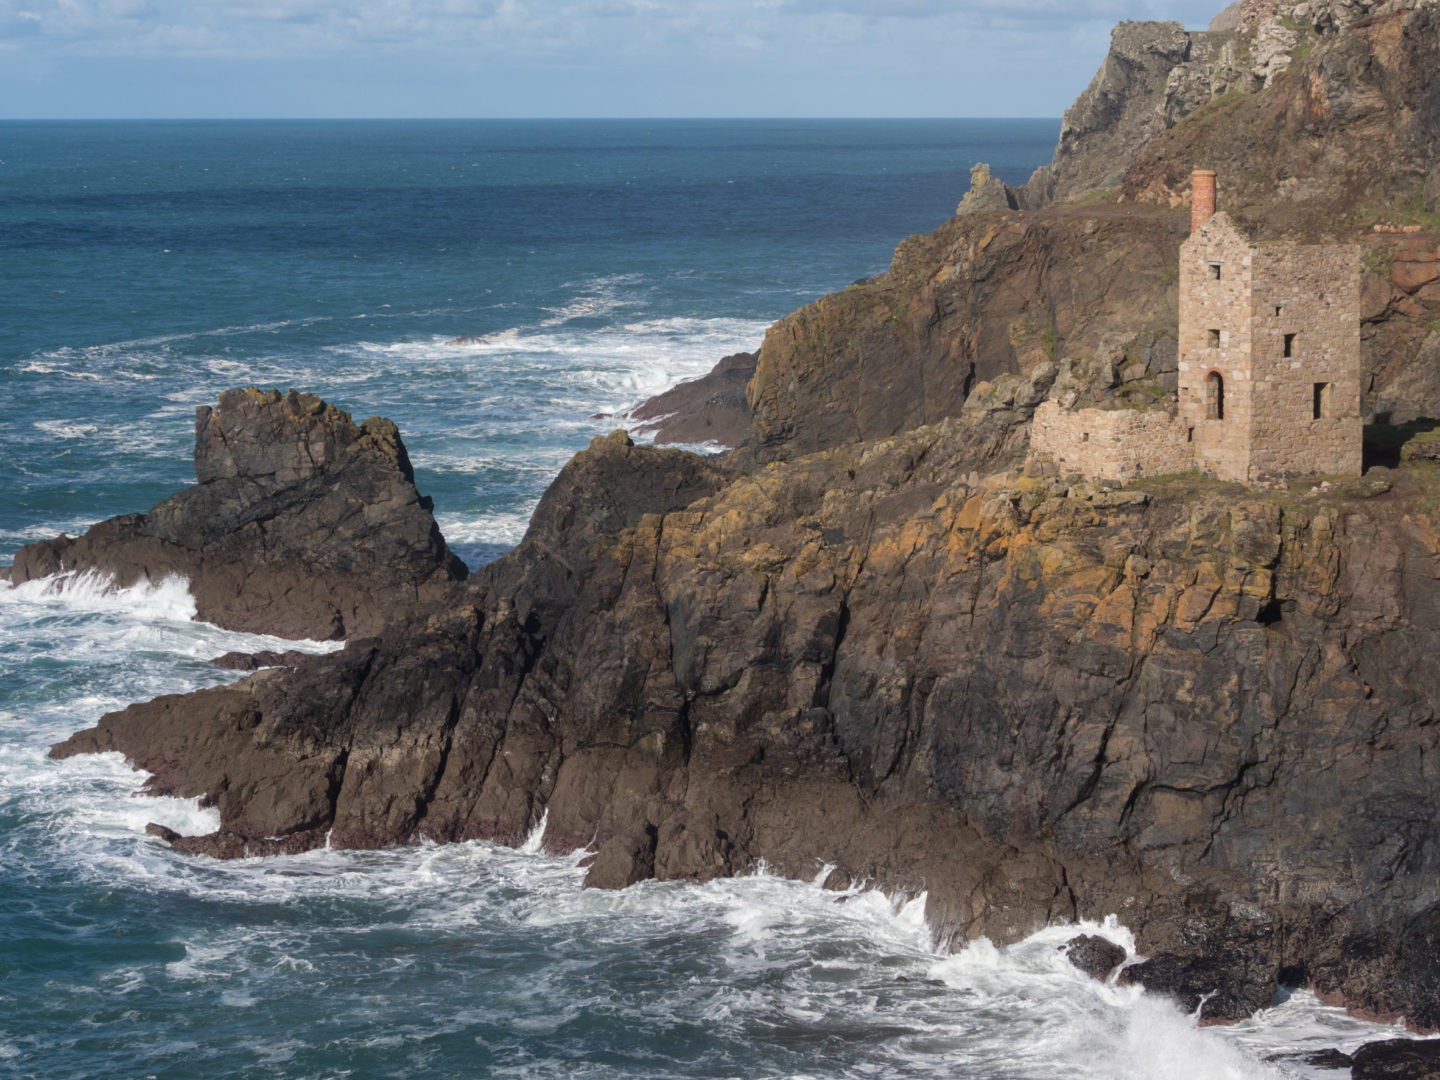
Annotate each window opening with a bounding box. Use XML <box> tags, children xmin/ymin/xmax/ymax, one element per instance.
<box><xmin>1208</xmin><ymin>263</ymin><xmax>1222</xmax><ymax>280</ymax></box>
<box><xmin>1313</xmin><ymin>382</ymin><xmax>1330</xmax><ymax>419</ymax></box>
<box><xmin>1284</xmin><ymin>333</ymin><xmax>1297</xmax><ymax>358</ymax></box>
<box><xmin>1205</xmin><ymin>371</ymin><xmax>1224</xmax><ymax>421</ymax></box>
<box><xmin>1207</xmin><ymin>328</ymin><xmax>1221</xmax><ymax>348</ymax></box>
<box><xmin>1274</xmin><ymin>305</ymin><xmax>1283</xmax><ymax>317</ymax></box>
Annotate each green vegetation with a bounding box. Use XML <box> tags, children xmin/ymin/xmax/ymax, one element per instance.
<box><xmin>1065</xmin><ymin>187</ymin><xmax>1119</xmax><ymax>209</ymax></box>
<box><xmin>1354</xmin><ymin>190</ymin><xmax>1440</xmax><ymax>234</ymax></box>
<box><xmin>1043</xmin><ymin>310</ymin><xmax>1057</xmax><ymax>361</ymax></box>
<box><xmin>1362</xmin><ymin>246</ymin><xmax>1392</xmax><ymax>276</ymax></box>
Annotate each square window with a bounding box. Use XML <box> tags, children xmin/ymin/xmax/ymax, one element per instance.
<box><xmin>1207</xmin><ymin>328</ymin><xmax>1221</xmax><ymax>348</ymax></box>
<box><xmin>1208</xmin><ymin>263</ymin><xmax>1222</xmax><ymax>280</ymax></box>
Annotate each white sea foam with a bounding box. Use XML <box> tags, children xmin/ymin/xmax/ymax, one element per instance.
<box><xmin>32</xmin><ymin>419</ymin><xmax>99</xmax><ymax>439</ymax></box>
<box><xmin>5</xmin><ymin>568</ymin><xmax>198</xmax><ymax>622</ymax></box>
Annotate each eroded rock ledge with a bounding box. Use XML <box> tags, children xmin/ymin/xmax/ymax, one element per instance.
<box><xmin>48</xmin><ymin>403</ymin><xmax>1440</xmax><ymax>1030</ymax></box>
<box><xmin>3</xmin><ymin>388</ymin><xmax>466</xmax><ymax>640</ymax></box>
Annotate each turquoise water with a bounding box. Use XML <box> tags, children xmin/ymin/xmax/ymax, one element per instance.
<box><xmin>0</xmin><ymin>120</ymin><xmax>1399</xmax><ymax>1078</ymax></box>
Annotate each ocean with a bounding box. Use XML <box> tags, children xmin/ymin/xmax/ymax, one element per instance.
<box><xmin>0</xmin><ymin>119</ymin><xmax>1408</xmax><ymax>1078</ymax></box>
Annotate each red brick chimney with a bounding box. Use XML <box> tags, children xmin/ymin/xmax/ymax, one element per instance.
<box><xmin>1191</xmin><ymin>169</ymin><xmax>1217</xmax><ymax>232</ymax></box>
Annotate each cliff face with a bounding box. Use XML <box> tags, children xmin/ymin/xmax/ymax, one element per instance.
<box><xmin>1006</xmin><ymin>0</ymin><xmax>1440</xmax><ymax>219</ymax></box>
<box><xmin>743</xmin><ymin>208</ymin><xmax>1187</xmax><ymax>461</ymax></box>
<box><xmin>53</xmin><ymin>410</ymin><xmax>1440</xmax><ymax>1027</ymax></box>
<box><xmin>30</xmin><ymin>0</ymin><xmax>1440</xmax><ymax>1036</ymax></box>
<box><xmin>1121</xmin><ymin>0</ymin><xmax>1440</xmax><ymax>223</ymax></box>
<box><xmin>1019</xmin><ymin>21</ymin><xmax>1233</xmax><ymax>208</ymax></box>
<box><xmin>3</xmin><ymin>388</ymin><xmax>466</xmax><ymax>640</ymax></box>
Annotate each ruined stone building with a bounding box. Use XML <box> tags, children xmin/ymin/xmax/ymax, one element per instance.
<box><xmin>1028</xmin><ymin>170</ymin><xmax>1363</xmax><ymax>484</ymax></box>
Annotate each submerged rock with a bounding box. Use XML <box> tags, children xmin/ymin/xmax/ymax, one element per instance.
<box><xmin>4</xmin><ymin>388</ymin><xmax>466</xmax><ymax>640</ymax></box>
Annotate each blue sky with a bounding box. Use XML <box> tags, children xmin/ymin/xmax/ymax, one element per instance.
<box><xmin>1</xmin><ymin>0</ymin><xmax>1224</xmax><ymax>119</ymax></box>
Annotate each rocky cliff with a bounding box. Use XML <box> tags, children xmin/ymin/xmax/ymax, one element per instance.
<box><xmin>29</xmin><ymin>0</ymin><xmax>1440</xmax><ymax>1038</ymax></box>
<box><xmin>1001</xmin><ymin>0</ymin><xmax>1440</xmax><ymax>220</ymax></box>
<box><xmin>50</xmin><ymin>407</ymin><xmax>1440</xmax><ymax>1029</ymax></box>
<box><xmin>4</xmin><ymin>388</ymin><xmax>466</xmax><ymax>640</ymax></box>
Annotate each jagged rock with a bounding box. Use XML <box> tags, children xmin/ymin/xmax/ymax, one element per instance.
<box><xmin>1063</xmin><ymin>935</ymin><xmax>1127</xmax><ymax>980</ymax></box>
<box><xmin>36</xmin><ymin>0</ymin><xmax>1440</xmax><ymax>1039</ymax></box>
<box><xmin>585</xmin><ymin>827</ymin><xmax>658</xmax><ymax>889</ymax></box>
<box><xmin>1210</xmin><ymin>0</ymin><xmax>1244</xmax><ymax>30</ymax></box>
<box><xmin>210</xmin><ymin>650</ymin><xmax>320</xmax><ymax>671</ymax></box>
<box><xmin>956</xmin><ymin>163</ymin><xmax>1019</xmax><ymax>215</ymax></box>
<box><xmin>1122</xmin><ymin>2</ymin><xmax>1440</xmax><ymax>218</ymax></box>
<box><xmin>1263</xmin><ymin>1047</ymin><xmax>1353</xmax><ymax>1068</ymax></box>
<box><xmin>743</xmin><ymin>208</ymin><xmax>1187</xmax><ymax>462</ymax></box>
<box><xmin>1016</xmin><ymin>21</ymin><xmax>1224</xmax><ymax>207</ymax></box>
<box><xmin>1351</xmin><ymin>1039</ymin><xmax>1440</xmax><ymax>1079</ymax></box>
<box><xmin>2</xmin><ymin>388</ymin><xmax>466</xmax><ymax>640</ymax></box>
<box><xmin>51</xmin><ymin>411</ymin><xmax>1440</xmax><ymax>1028</ymax></box>
<box><xmin>624</xmin><ymin>352</ymin><xmax>756</xmax><ymax>449</ymax></box>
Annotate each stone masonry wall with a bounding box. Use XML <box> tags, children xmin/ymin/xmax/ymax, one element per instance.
<box><xmin>1248</xmin><ymin>243</ymin><xmax>1362</xmax><ymax>477</ymax></box>
<box><xmin>1178</xmin><ymin>212</ymin><xmax>1256</xmax><ymax>483</ymax></box>
<box><xmin>1028</xmin><ymin>401</ymin><xmax>1193</xmax><ymax>481</ymax></box>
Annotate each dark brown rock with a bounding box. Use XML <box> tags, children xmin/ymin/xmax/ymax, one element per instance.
<box><xmin>53</xmin><ymin>408</ymin><xmax>1440</xmax><ymax>1030</ymax></box>
<box><xmin>210</xmin><ymin>650</ymin><xmax>319</xmax><ymax>671</ymax></box>
<box><xmin>743</xmin><ymin>207</ymin><xmax>1182</xmax><ymax>462</ymax></box>
<box><xmin>1063</xmin><ymin>935</ymin><xmax>1127</xmax><ymax>981</ymax></box>
<box><xmin>625</xmin><ymin>352</ymin><xmax>756</xmax><ymax>449</ymax></box>
<box><xmin>6</xmin><ymin>388</ymin><xmax>466</xmax><ymax>640</ymax></box>
<box><xmin>585</xmin><ymin>826</ymin><xmax>658</xmax><ymax>890</ymax></box>
<box><xmin>37</xmin><ymin>3</ymin><xmax>1440</xmax><ymax>1036</ymax></box>
<box><xmin>1351</xmin><ymin>1039</ymin><xmax>1440</xmax><ymax>1079</ymax></box>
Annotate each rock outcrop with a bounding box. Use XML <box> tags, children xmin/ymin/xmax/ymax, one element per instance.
<box><xmin>50</xmin><ymin>407</ymin><xmax>1440</xmax><ymax>1028</ymax></box>
<box><xmin>956</xmin><ymin>163</ymin><xmax>1020</xmax><ymax>215</ymax></box>
<box><xmin>1350</xmin><ymin>1038</ymin><xmax>1440</xmax><ymax>1079</ymax></box>
<box><xmin>32</xmin><ymin>0</ymin><xmax>1440</xmax><ymax>1039</ymax></box>
<box><xmin>623</xmin><ymin>352</ymin><xmax>756</xmax><ymax>449</ymax></box>
<box><xmin>742</xmin><ymin>206</ymin><xmax>1186</xmax><ymax>461</ymax></box>
<box><xmin>1017</xmin><ymin>21</ymin><xmax>1232</xmax><ymax>209</ymax></box>
<box><xmin>1006</xmin><ymin>0</ymin><xmax>1440</xmax><ymax>221</ymax></box>
<box><xmin>4</xmin><ymin>388</ymin><xmax>466</xmax><ymax>640</ymax></box>
<box><xmin>1121</xmin><ymin>0</ymin><xmax>1440</xmax><ymax>226</ymax></box>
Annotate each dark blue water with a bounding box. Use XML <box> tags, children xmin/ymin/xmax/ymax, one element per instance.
<box><xmin>0</xmin><ymin>120</ymin><xmax>1382</xmax><ymax>1079</ymax></box>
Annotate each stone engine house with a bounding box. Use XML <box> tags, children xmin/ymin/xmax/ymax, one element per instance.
<box><xmin>1029</xmin><ymin>170</ymin><xmax>1362</xmax><ymax>484</ymax></box>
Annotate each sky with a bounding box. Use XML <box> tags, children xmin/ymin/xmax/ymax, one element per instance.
<box><xmin>0</xmin><ymin>0</ymin><xmax>1226</xmax><ymax>119</ymax></box>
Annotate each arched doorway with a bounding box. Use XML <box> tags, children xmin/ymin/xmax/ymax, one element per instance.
<box><xmin>1205</xmin><ymin>370</ymin><xmax>1225</xmax><ymax>420</ymax></box>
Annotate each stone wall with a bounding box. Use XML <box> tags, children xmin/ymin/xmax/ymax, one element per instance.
<box><xmin>1028</xmin><ymin>401</ymin><xmax>1193</xmax><ymax>481</ymax></box>
<box><xmin>1178</xmin><ymin>212</ymin><xmax>1256</xmax><ymax>482</ymax></box>
<box><xmin>1248</xmin><ymin>242</ymin><xmax>1363</xmax><ymax>477</ymax></box>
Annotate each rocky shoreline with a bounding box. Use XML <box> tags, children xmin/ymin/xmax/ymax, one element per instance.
<box><xmin>12</xmin><ymin>0</ymin><xmax>1440</xmax><ymax>1052</ymax></box>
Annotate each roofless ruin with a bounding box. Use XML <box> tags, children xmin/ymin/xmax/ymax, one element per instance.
<box><xmin>1028</xmin><ymin>169</ymin><xmax>1362</xmax><ymax>484</ymax></box>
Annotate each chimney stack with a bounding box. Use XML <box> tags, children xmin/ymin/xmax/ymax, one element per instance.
<box><xmin>1191</xmin><ymin>169</ymin><xmax>1217</xmax><ymax>232</ymax></box>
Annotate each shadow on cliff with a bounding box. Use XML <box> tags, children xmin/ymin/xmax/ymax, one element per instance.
<box><xmin>1364</xmin><ymin>418</ymin><xmax>1440</xmax><ymax>470</ymax></box>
